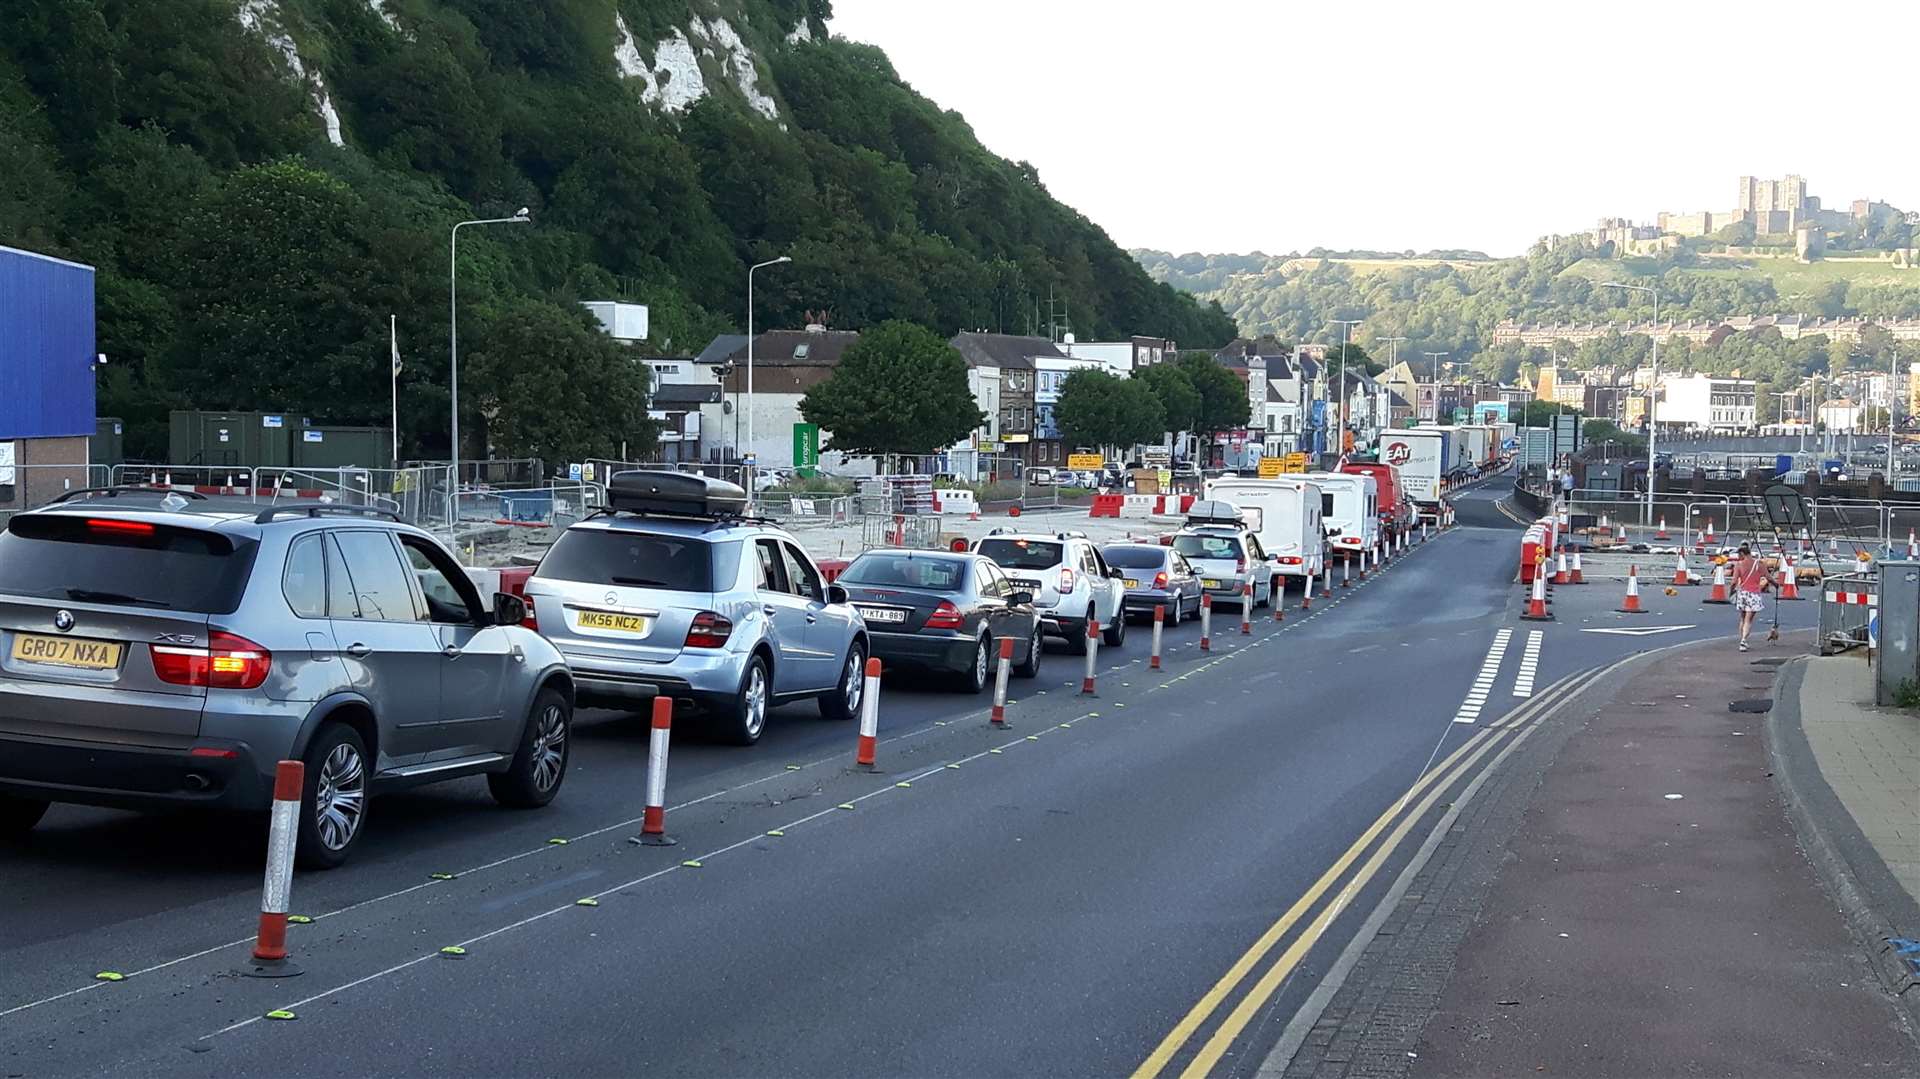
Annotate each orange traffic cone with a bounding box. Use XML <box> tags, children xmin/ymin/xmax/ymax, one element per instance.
<box><xmin>1522</xmin><ymin>567</ymin><xmax>1553</xmax><ymax>620</ymax></box>
<box><xmin>1615</xmin><ymin>523</ymin><xmax>1627</xmax><ymax>545</ymax></box>
<box><xmin>1672</xmin><ymin>552</ymin><xmax>1690</xmax><ymax>586</ymax></box>
<box><xmin>1656</xmin><ymin>516</ymin><xmax>1670</xmax><ymax>540</ymax></box>
<box><xmin>1702</xmin><ymin>561</ymin><xmax>1730</xmax><ymax>604</ymax></box>
<box><xmin>1704</xmin><ymin>520</ymin><xmax>1716</xmax><ymax>548</ymax></box>
<box><xmin>1618</xmin><ymin>564</ymin><xmax>1645</xmax><ymax>613</ymax></box>
<box><xmin>1779</xmin><ymin>555</ymin><xmax>1802</xmax><ymax>600</ymax></box>
<box><xmin>1552</xmin><ymin>550</ymin><xmax>1570</xmax><ymax>585</ymax></box>
<box><xmin>1570</xmin><ymin>550</ymin><xmax>1586</xmax><ymax>584</ymax></box>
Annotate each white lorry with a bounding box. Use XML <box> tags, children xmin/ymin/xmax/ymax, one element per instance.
<box><xmin>1302</xmin><ymin>472</ymin><xmax>1380</xmax><ymax>562</ymax></box>
<box><xmin>1203</xmin><ymin>478</ymin><xmax>1327</xmax><ymax>585</ymax></box>
<box><xmin>1378</xmin><ymin>428</ymin><xmax>1449</xmax><ymax>510</ymax></box>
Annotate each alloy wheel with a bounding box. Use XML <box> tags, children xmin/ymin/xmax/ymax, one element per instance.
<box><xmin>530</xmin><ymin>704</ymin><xmax>567</xmax><ymax>792</ymax></box>
<box><xmin>843</xmin><ymin>652</ymin><xmax>864</xmax><ymax>714</ymax></box>
<box><xmin>745</xmin><ymin>664</ymin><xmax>768</xmax><ymax>738</ymax></box>
<box><xmin>315</xmin><ymin>743</ymin><xmax>366</xmax><ymax>852</ymax></box>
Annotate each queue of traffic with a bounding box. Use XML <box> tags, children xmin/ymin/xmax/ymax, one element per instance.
<box><xmin>0</xmin><ymin>455</ymin><xmax>1471</xmax><ymax>869</ymax></box>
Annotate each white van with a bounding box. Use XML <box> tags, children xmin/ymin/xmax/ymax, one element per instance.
<box><xmin>1204</xmin><ymin>478</ymin><xmax>1326</xmax><ymax>582</ymax></box>
<box><xmin>1302</xmin><ymin>472</ymin><xmax>1379</xmax><ymax>560</ymax></box>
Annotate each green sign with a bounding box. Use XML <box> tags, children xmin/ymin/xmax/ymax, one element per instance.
<box><xmin>1451</xmin><ymin>407</ymin><xmax>1469</xmax><ymax>424</ymax></box>
<box><xmin>792</xmin><ymin>423</ymin><xmax>820</xmax><ymax>477</ymax></box>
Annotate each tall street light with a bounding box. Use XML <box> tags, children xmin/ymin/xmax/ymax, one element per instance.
<box><xmin>449</xmin><ymin>208</ymin><xmax>530</xmax><ymax>508</ymax></box>
<box><xmin>1422</xmin><ymin>352</ymin><xmax>1448</xmax><ymax>422</ymax></box>
<box><xmin>1598</xmin><ymin>281</ymin><xmax>1659</xmax><ymax>524</ymax></box>
<box><xmin>1377</xmin><ymin>336</ymin><xmax>1406</xmax><ymax>429</ymax></box>
<box><xmin>745</xmin><ymin>256</ymin><xmax>792</xmax><ymax>471</ymax></box>
<box><xmin>1329</xmin><ymin>319</ymin><xmax>1364</xmax><ymax>455</ymax></box>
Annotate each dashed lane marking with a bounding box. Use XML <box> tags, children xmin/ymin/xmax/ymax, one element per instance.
<box><xmin>1513</xmin><ymin>630</ymin><xmax>1543</xmax><ymax>696</ymax></box>
<box><xmin>1453</xmin><ymin>628</ymin><xmax>1512</xmax><ymax>724</ymax></box>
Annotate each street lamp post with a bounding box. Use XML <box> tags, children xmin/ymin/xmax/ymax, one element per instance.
<box><xmin>449</xmin><ymin>208</ymin><xmax>530</xmax><ymax>514</ymax></box>
<box><xmin>1599</xmin><ymin>282</ymin><xmax>1659</xmax><ymax>524</ymax></box>
<box><xmin>1329</xmin><ymin>319</ymin><xmax>1363</xmax><ymax>456</ymax></box>
<box><xmin>745</xmin><ymin>256</ymin><xmax>792</xmax><ymax>473</ymax></box>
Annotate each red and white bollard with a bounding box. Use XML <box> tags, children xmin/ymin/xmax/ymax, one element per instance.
<box><xmin>1301</xmin><ymin>572</ymin><xmax>1314</xmax><ymax>610</ymax></box>
<box><xmin>1200</xmin><ymin>593</ymin><xmax>1213</xmax><ymax>650</ymax></box>
<box><xmin>1342</xmin><ymin>554</ymin><xmax>1353</xmax><ymax>587</ymax></box>
<box><xmin>1273</xmin><ymin>577</ymin><xmax>1285</xmax><ymax>622</ymax></box>
<box><xmin>247</xmin><ymin>760</ymin><xmax>305</xmax><ymax>977</ymax></box>
<box><xmin>1240</xmin><ymin>580</ymin><xmax>1253</xmax><ymax>635</ymax></box>
<box><xmin>991</xmin><ymin>638</ymin><xmax>1013</xmax><ymax>726</ymax></box>
<box><xmin>1081</xmin><ymin>619</ymin><xmax>1100</xmax><ymax>694</ymax></box>
<box><xmin>856</xmin><ymin>657</ymin><xmax>883</xmax><ymax>764</ymax></box>
<box><xmin>1150</xmin><ymin>604</ymin><xmax>1165</xmax><ymax>669</ymax></box>
<box><xmin>636</xmin><ymin>696</ymin><xmax>677</xmax><ymax>845</ymax></box>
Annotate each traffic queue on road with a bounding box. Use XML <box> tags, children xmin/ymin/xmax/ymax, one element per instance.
<box><xmin>0</xmin><ymin>462</ymin><xmax>1468</xmax><ymax>873</ymax></box>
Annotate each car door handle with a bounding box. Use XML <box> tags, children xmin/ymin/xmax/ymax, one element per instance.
<box><xmin>345</xmin><ymin>643</ymin><xmax>373</xmax><ymax>657</ymax></box>
<box><xmin>443</xmin><ymin>645</ymin><xmax>463</xmax><ymax>658</ymax></box>
<box><xmin>805</xmin><ymin>615</ymin><xmax>817</xmax><ymax>625</ymax></box>
<box><xmin>762</xmin><ymin>604</ymin><xmax>778</xmax><ymax>617</ymax></box>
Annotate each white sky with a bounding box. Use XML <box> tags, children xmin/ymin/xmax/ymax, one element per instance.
<box><xmin>826</xmin><ymin>0</ymin><xmax>1920</xmax><ymax>258</ymax></box>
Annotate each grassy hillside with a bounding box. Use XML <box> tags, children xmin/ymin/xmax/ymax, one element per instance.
<box><xmin>0</xmin><ymin>0</ymin><xmax>1235</xmax><ymax>463</ymax></box>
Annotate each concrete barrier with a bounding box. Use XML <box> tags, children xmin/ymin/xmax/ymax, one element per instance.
<box><xmin>935</xmin><ymin>488</ymin><xmax>978</xmax><ymax>516</ymax></box>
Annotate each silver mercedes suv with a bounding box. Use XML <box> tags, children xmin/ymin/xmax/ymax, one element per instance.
<box><xmin>522</xmin><ymin>471</ymin><xmax>869</xmax><ymax>746</ymax></box>
<box><xmin>0</xmin><ymin>488</ymin><xmax>573</xmax><ymax>868</ymax></box>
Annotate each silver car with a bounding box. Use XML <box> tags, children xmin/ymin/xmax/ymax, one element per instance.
<box><xmin>0</xmin><ymin>489</ymin><xmax>573</xmax><ymax>868</ymax></box>
<box><xmin>522</xmin><ymin>471</ymin><xmax>868</xmax><ymax>746</ymax></box>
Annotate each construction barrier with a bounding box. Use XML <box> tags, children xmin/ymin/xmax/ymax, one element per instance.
<box><xmin>1089</xmin><ymin>494</ymin><xmax>1124</xmax><ymax>518</ymax></box>
<box><xmin>934</xmin><ymin>489</ymin><xmax>979</xmax><ymax>517</ymax></box>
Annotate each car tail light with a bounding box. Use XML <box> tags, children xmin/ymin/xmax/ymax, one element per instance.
<box><xmin>1058</xmin><ymin>567</ymin><xmax>1075</xmax><ymax>593</ymax></box>
<box><xmin>1279</xmin><ymin>556</ymin><xmax>1302</xmax><ymax>565</ymax></box>
<box><xmin>87</xmin><ymin>518</ymin><xmax>154</xmax><ymax>536</ymax></box>
<box><xmin>151</xmin><ymin>631</ymin><xmax>272</xmax><ymax>690</ymax></box>
<box><xmin>1235</xmin><ymin>557</ymin><xmax>1246</xmax><ymax>573</ymax></box>
<box><xmin>685</xmin><ymin>611</ymin><xmax>732</xmax><ymax>648</ymax></box>
<box><xmin>1344</xmin><ymin>536</ymin><xmax>1360</xmax><ymax>544</ymax></box>
<box><xmin>522</xmin><ymin>597</ymin><xmax>539</xmax><ymax>632</ymax></box>
<box><xmin>925</xmin><ymin>601</ymin><xmax>965</xmax><ymax>630</ymax></box>
<box><xmin>1153</xmin><ymin>571</ymin><xmax>1168</xmax><ymax>589</ymax></box>
<box><xmin>1159</xmin><ymin>534</ymin><xmax>1173</xmax><ymax>546</ymax></box>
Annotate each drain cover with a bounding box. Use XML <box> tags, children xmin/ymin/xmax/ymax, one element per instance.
<box><xmin>1729</xmin><ymin>698</ymin><xmax>1774</xmax><ymax>713</ymax></box>
<box><xmin>1750</xmin><ymin>657</ymin><xmax>1789</xmax><ymax>667</ymax></box>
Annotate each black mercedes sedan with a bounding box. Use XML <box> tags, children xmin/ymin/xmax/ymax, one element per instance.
<box><xmin>836</xmin><ymin>548</ymin><xmax>1043</xmax><ymax>692</ymax></box>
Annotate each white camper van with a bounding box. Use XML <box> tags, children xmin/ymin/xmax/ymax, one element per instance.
<box><xmin>1204</xmin><ymin>478</ymin><xmax>1327</xmax><ymax>583</ymax></box>
<box><xmin>1302</xmin><ymin>472</ymin><xmax>1379</xmax><ymax>560</ymax></box>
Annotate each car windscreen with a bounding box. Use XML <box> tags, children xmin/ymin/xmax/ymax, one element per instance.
<box><xmin>1173</xmin><ymin>534</ymin><xmax>1243</xmax><ymax>561</ymax></box>
<box><xmin>976</xmin><ymin>538</ymin><xmax>1064</xmax><ymax>570</ymax></box>
<box><xmin>840</xmin><ymin>554</ymin><xmax>969</xmax><ymax>591</ymax></box>
<box><xmin>537</xmin><ymin>529</ymin><xmax>730</xmax><ymax>592</ymax></box>
<box><xmin>1102</xmin><ymin>546</ymin><xmax>1167</xmax><ymax>569</ymax></box>
<box><xmin>0</xmin><ymin>515</ymin><xmax>257</xmax><ymax>614</ymax></box>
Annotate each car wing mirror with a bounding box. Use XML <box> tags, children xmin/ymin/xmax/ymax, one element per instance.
<box><xmin>492</xmin><ymin>591</ymin><xmax>527</xmax><ymax>626</ymax></box>
<box><xmin>1009</xmin><ymin>590</ymin><xmax>1034</xmax><ymax>606</ymax></box>
<box><xmin>827</xmin><ymin>583</ymin><xmax>850</xmax><ymax>605</ymax></box>
<box><xmin>1107</xmin><ymin>567</ymin><xmax>1125</xmax><ymax>579</ymax></box>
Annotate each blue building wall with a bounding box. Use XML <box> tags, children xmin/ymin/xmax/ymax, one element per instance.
<box><xmin>0</xmin><ymin>245</ymin><xmax>97</xmax><ymax>439</ymax></box>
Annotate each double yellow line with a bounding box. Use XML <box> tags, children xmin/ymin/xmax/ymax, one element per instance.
<box><xmin>1132</xmin><ymin>665</ymin><xmax>1605</xmax><ymax>1079</ymax></box>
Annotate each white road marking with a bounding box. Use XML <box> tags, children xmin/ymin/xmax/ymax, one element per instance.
<box><xmin>1513</xmin><ymin>630</ymin><xmax>1543</xmax><ymax>697</ymax></box>
<box><xmin>1455</xmin><ymin>629</ymin><xmax>1512</xmax><ymax>724</ymax></box>
<box><xmin>1581</xmin><ymin>625</ymin><xmax>1696</xmax><ymax>636</ymax></box>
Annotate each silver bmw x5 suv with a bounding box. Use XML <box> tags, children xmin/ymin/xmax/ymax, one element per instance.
<box><xmin>522</xmin><ymin>471</ymin><xmax>869</xmax><ymax>745</ymax></box>
<box><xmin>0</xmin><ymin>489</ymin><xmax>573</xmax><ymax>868</ymax></box>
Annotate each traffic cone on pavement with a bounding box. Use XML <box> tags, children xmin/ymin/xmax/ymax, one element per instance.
<box><xmin>1615</xmin><ymin>523</ymin><xmax>1627</xmax><ymax>545</ymax></box>
<box><xmin>1672</xmin><ymin>552</ymin><xmax>1690</xmax><ymax>586</ymax></box>
<box><xmin>1570</xmin><ymin>550</ymin><xmax>1585</xmax><ymax>584</ymax></box>
<box><xmin>1618</xmin><ymin>565</ymin><xmax>1646</xmax><ymax>613</ymax></box>
<box><xmin>1552</xmin><ymin>550</ymin><xmax>1570</xmax><ymax>585</ymax></box>
<box><xmin>1521</xmin><ymin>567</ymin><xmax>1553</xmax><ymax>621</ymax></box>
<box><xmin>1779</xmin><ymin>555</ymin><xmax>1802</xmax><ymax>600</ymax></box>
<box><xmin>1909</xmin><ymin>530</ymin><xmax>1917</xmax><ymax>559</ymax></box>
<box><xmin>1656</xmin><ymin>516</ymin><xmax>1670</xmax><ymax>540</ymax></box>
<box><xmin>1702</xmin><ymin>561</ymin><xmax>1730</xmax><ymax>604</ymax></box>
<box><xmin>1704</xmin><ymin>520</ymin><xmax>1716</xmax><ymax>549</ymax></box>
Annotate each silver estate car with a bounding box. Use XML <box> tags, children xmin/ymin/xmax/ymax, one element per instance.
<box><xmin>0</xmin><ymin>489</ymin><xmax>573</xmax><ymax>868</ymax></box>
<box><xmin>522</xmin><ymin>471</ymin><xmax>869</xmax><ymax>746</ymax></box>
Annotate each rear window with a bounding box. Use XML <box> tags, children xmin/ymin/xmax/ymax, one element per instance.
<box><xmin>976</xmin><ymin>538</ymin><xmax>1065</xmax><ymax>571</ymax></box>
<box><xmin>1173</xmin><ymin>534</ymin><xmax>1243</xmax><ymax>561</ymax></box>
<box><xmin>0</xmin><ymin>515</ymin><xmax>257</xmax><ymax>614</ymax></box>
<box><xmin>840</xmin><ymin>554</ymin><xmax>969</xmax><ymax>591</ymax></box>
<box><xmin>537</xmin><ymin>528</ymin><xmax>736</xmax><ymax>593</ymax></box>
<box><xmin>1102</xmin><ymin>546</ymin><xmax>1168</xmax><ymax>569</ymax></box>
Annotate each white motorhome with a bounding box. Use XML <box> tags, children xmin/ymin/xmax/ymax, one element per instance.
<box><xmin>1302</xmin><ymin>472</ymin><xmax>1379</xmax><ymax>559</ymax></box>
<box><xmin>1204</xmin><ymin>478</ymin><xmax>1327</xmax><ymax>582</ymax></box>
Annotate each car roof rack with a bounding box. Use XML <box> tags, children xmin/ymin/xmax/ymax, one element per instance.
<box><xmin>254</xmin><ymin>505</ymin><xmax>403</xmax><ymax>524</ymax></box>
<box><xmin>47</xmin><ymin>486</ymin><xmax>209</xmax><ymax>505</ymax></box>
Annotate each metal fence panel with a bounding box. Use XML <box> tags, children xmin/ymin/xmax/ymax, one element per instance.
<box><xmin>1819</xmin><ymin>570</ymin><xmax>1877</xmax><ymax>655</ymax></box>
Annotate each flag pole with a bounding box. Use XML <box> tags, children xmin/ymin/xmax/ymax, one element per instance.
<box><xmin>390</xmin><ymin>314</ymin><xmax>400</xmax><ymax>460</ymax></box>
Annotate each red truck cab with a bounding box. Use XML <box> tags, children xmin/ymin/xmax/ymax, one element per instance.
<box><xmin>1340</xmin><ymin>462</ymin><xmax>1407</xmax><ymax>538</ymax></box>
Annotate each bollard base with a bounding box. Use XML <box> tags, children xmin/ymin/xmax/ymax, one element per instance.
<box><xmin>629</xmin><ymin>833</ymin><xmax>679</xmax><ymax>847</ymax></box>
<box><xmin>241</xmin><ymin>957</ymin><xmax>304</xmax><ymax>979</ymax></box>
<box><xmin>855</xmin><ymin>762</ymin><xmax>886</xmax><ymax>774</ymax></box>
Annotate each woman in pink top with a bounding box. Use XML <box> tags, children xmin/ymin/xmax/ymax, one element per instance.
<box><xmin>1730</xmin><ymin>543</ymin><xmax>1770</xmax><ymax>651</ymax></box>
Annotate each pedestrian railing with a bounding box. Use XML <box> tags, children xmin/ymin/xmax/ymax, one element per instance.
<box><xmin>860</xmin><ymin>513</ymin><xmax>945</xmax><ymax>551</ymax></box>
<box><xmin>1818</xmin><ymin>570</ymin><xmax>1877</xmax><ymax>655</ymax></box>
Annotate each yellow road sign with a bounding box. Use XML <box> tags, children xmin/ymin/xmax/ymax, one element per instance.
<box><xmin>1067</xmin><ymin>453</ymin><xmax>1105</xmax><ymax>471</ymax></box>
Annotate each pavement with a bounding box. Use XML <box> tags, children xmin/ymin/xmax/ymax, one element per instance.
<box><xmin>5</xmin><ymin>474</ymin><xmax>1886</xmax><ymax>1078</ymax></box>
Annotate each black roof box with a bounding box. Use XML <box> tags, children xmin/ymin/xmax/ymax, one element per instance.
<box><xmin>607</xmin><ymin>470</ymin><xmax>748</xmax><ymax>518</ymax></box>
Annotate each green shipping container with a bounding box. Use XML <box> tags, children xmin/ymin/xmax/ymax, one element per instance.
<box><xmin>290</xmin><ymin>425</ymin><xmax>395</xmax><ymax>471</ymax></box>
<box><xmin>92</xmin><ymin>417</ymin><xmax>125</xmax><ymax>465</ymax></box>
<box><xmin>168</xmin><ymin>410</ymin><xmax>297</xmax><ymax>468</ymax></box>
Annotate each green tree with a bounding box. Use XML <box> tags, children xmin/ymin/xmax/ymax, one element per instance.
<box><xmin>1134</xmin><ymin>362</ymin><xmax>1201</xmax><ymax>434</ymax></box>
<box><xmin>462</xmin><ymin>295</ymin><xmax>654</xmax><ymax>465</ymax></box>
<box><xmin>1056</xmin><ymin>370</ymin><xmax>1165</xmax><ymax>450</ymax></box>
<box><xmin>1520</xmin><ymin>400</ymin><xmax>1579</xmax><ymax>427</ymax></box>
<box><xmin>1174</xmin><ymin>352</ymin><xmax>1250</xmax><ymax>438</ymax></box>
<box><xmin>800</xmin><ymin>321</ymin><xmax>984</xmax><ymax>457</ymax></box>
